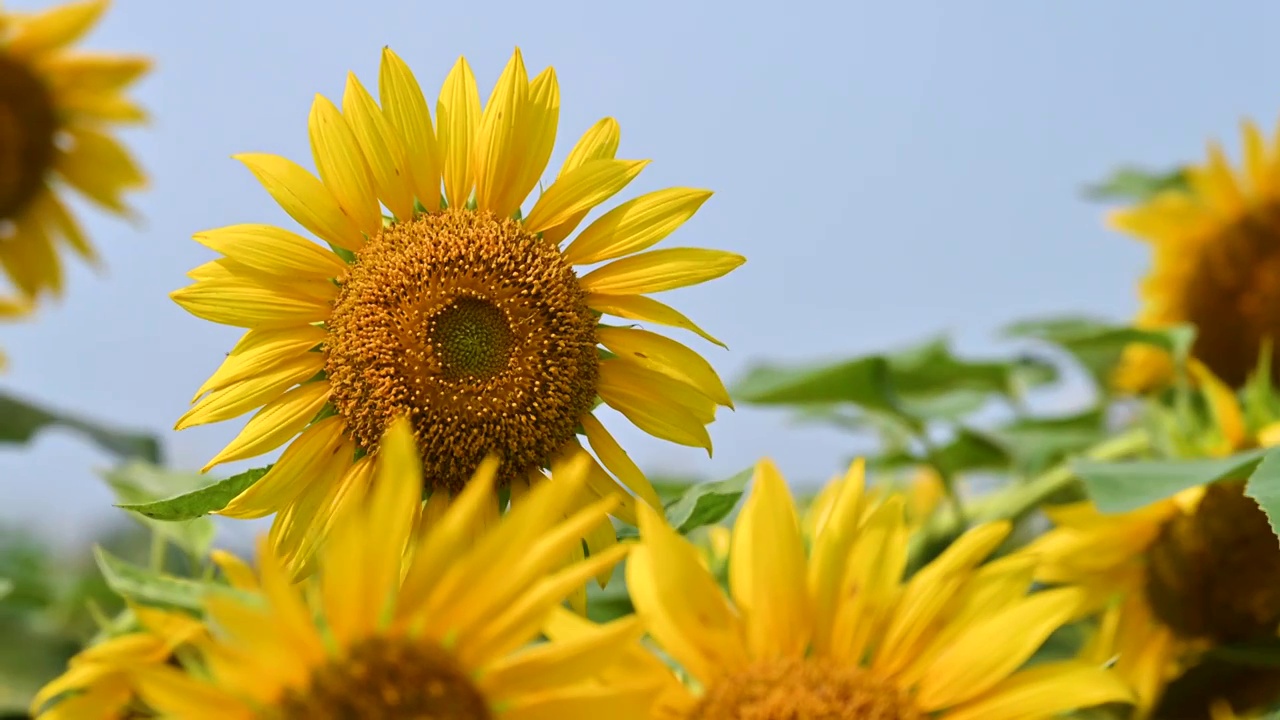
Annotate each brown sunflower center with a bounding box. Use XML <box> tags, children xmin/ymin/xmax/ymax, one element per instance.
<box><xmin>1144</xmin><ymin>479</ymin><xmax>1280</xmax><ymax>644</ymax></box>
<box><xmin>1185</xmin><ymin>208</ymin><xmax>1280</xmax><ymax>386</ymax></box>
<box><xmin>689</xmin><ymin>658</ymin><xmax>923</xmax><ymax>720</ymax></box>
<box><xmin>276</xmin><ymin>637</ymin><xmax>491</xmax><ymax>720</ymax></box>
<box><xmin>324</xmin><ymin>209</ymin><xmax>599</xmax><ymax>494</ymax></box>
<box><xmin>0</xmin><ymin>52</ymin><xmax>56</xmax><ymax>221</ymax></box>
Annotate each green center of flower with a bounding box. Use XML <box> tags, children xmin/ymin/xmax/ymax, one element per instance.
<box><xmin>1145</xmin><ymin>479</ymin><xmax>1280</xmax><ymax>644</ymax></box>
<box><xmin>277</xmin><ymin>637</ymin><xmax>492</xmax><ymax>720</ymax></box>
<box><xmin>431</xmin><ymin>296</ymin><xmax>514</xmax><ymax>378</ymax></box>
<box><xmin>689</xmin><ymin>658</ymin><xmax>922</xmax><ymax>720</ymax></box>
<box><xmin>0</xmin><ymin>52</ymin><xmax>56</xmax><ymax>221</ymax></box>
<box><xmin>324</xmin><ymin>209</ymin><xmax>599</xmax><ymax>493</ymax></box>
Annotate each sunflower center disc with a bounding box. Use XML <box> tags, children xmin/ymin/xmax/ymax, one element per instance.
<box><xmin>1145</xmin><ymin>479</ymin><xmax>1280</xmax><ymax>643</ymax></box>
<box><xmin>325</xmin><ymin>209</ymin><xmax>599</xmax><ymax>493</ymax></box>
<box><xmin>1187</xmin><ymin>210</ymin><xmax>1280</xmax><ymax>386</ymax></box>
<box><xmin>277</xmin><ymin>637</ymin><xmax>492</xmax><ymax>720</ymax></box>
<box><xmin>0</xmin><ymin>53</ymin><xmax>56</xmax><ymax>221</ymax></box>
<box><xmin>689</xmin><ymin>658</ymin><xmax>923</xmax><ymax>720</ymax></box>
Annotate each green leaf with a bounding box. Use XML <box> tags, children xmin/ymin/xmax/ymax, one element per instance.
<box><xmin>102</xmin><ymin>462</ymin><xmax>218</xmax><ymax>559</ymax></box>
<box><xmin>117</xmin><ymin>466</ymin><xmax>271</xmax><ymax>521</ymax></box>
<box><xmin>0</xmin><ymin>579</ymin><xmax>10</xmax><ymax>602</ymax></box>
<box><xmin>990</xmin><ymin>410</ymin><xmax>1109</xmax><ymax>475</ymax></box>
<box><xmin>736</xmin><ymin>354</ymin><xmax>900</xmax><ymax>414</ymax></box>
<box><xmin>0</xmin><ymin>391</ymin><xmax>161</xmax><ymax>462</ymax></box>
<box><xmin>1004</xmin><ymin>316</ymin><xmax>1196</xmax><ymax>388</ymax></box>
<box><xmin>585</xmin><ymin>562</ymin><xmax>634</xmax><ymax>624</ymax></box>
<box><xmin>93</xmin><ymin>547</ymin><xmax>206</xmax><ymax>612</ymax></box>
<box><xmin>928</xmin><ymin>428</ymin><xmax>1010</xmax><ymax>476</ymax></box>
<box><xmin>1245</xmin><ymin>448</ymin><xmax>1280</xmax><ymax>537</ymax></box>
<box><xmin>663</xmin><ymin>468</ymin><xmax>752</xmax><ymax>534</ymax></box>
<box><xmin>1075</xmin><ymin>449</ymin><xmax>1268</xmax><ymax>513</ymax></box>
<box><xmin>1082</xmin><ymin>165</ymin><xmax>1189</xmax><ymax>203</ymax></box>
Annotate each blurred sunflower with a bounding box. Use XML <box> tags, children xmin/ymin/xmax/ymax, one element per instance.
<box><xmin>30</xmin><ymin>605</ymin><xmax>204</xmax><ymax>720</ymax></box>
<box><xmin>172</xmin><ymin>46</ymin><xmax>740</xmax><ymax>569</ymax></box>
<box><xmin>0</xmin><ymin>0</ymin><xmax>148</xmax><ymax>301</ymax></box>
<box><xmin>1112</xmin><ymin>117</ymin><xmax>1280</xmax><ymax>392</ymax></box>
<box><xmin>130</xmin><ymin>418</ymin><xmax>662</xmax><ymax>719</ymax></box>
<box><xmin>627</xmin><ymin>458</ymin><xmax>1133</xmax><ymax>720</ymax></box>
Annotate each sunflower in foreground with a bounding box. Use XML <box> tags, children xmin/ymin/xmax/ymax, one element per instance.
<box><xmin>0</xmin><ymin>0</ymin><xmax>148</xmax><ymax>301</ymax></box>
<box><xmin>1111</xmin><ymin>117</ymin><xmax>1280</xmax><ymax>392</ymax></box>
<box><xmin>627</xmin><ymin>458</ymin><xmax>1134</xmax><ymax>720</ymax></box>
<box><xmin>1026</xmin><ymin>477</ymin><xmax>1280</xmax><ymax>719</ymax></box>
<box><xmin>172</xmin><ymin>46</ymin><xmax>741</xmax><ymax>569</ymax></box>
<box><xmin>30</xmin><ymin>605</ymin><xmax>204</xmax><ymax>719</ymax></box>
<box><xmin>126</xmin><ymin>418</ymin><xmax>660</xmax><ymax>719</ymax></box>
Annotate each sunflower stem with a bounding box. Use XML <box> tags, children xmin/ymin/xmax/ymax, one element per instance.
<box><xmin>148</xmin><ymin>530</ymin><xmax>166</xmax><ymax>573</ymax></box>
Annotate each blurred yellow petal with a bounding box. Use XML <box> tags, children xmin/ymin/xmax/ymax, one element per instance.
<box><xmin>7</xmin><ymin>0</ymin><xmax>106</xmax><ymax>58</ymax></box>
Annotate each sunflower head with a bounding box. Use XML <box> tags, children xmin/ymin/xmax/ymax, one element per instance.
<box><xmin>173</xmin><ymin>47</ymin><xmax>741</xmax><ymax>570</ymax></box>
<box><xmin>131</xmin><ymin>418</ymin><xmax>665</xmax><ymax>719</ymax></box>
<box><xmin>626</xmin><ymin>458</ymin><xmax>1134</xmax><ymax>719</ymax></box>
<box><xmin>1111</xmin><ymin>118</ymin><xmax>1280</xmax><ymax>392</ymax></box>
<box><xmin>0</xmin><ymin>0</ymin><xmax>148</xmax><ymax>302</ymax></box>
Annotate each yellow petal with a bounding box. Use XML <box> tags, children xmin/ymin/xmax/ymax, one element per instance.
<box><xmin>194</xmin><ymin>224</ymin><xmax>347</xmax><ymax>279</ymax></box>
<box><xmin>807</xmin><ymin>462</ymin><xmax>867</xmax><ymax>651</ymax></box>
<box><xmin>364</xmin><ymin>417</ymin><xmax>424</xmax><ymax>619</ymax></box>
<box><xmin>211</xmin><ymin>550</ymin><xmax>259</xmax><ymax>591</ymax></box>
<box><xmin>132</xmin><ymin>666</ymin><xmax>252</xmax><ymax>720</ymax></box>
<box><xmin>473</xmin><ymin>48</ymin><xmax>530</xmax><ymax>216</ymax></box>
<box><xmin>479</xmin><ymin>616</ymin><xmax>644</xmax><ymax>697</ymax></box>
<box><xmin>597</xmin><ymin>367</ymin><xmax>713</xmax><ymax>452</ymax></box>
<box><xmin>234</xmin><ymin>153</ymin><xmax>365</xmax><ymax>251</ymax></box>
<box><xmin>580</xmin><ymin>248</ymin><xmax>745</xmax><ymax>295</ymax></box>
<box><xmin>379</xmin><ymin>47</ymin><xmax>441</xmax><ymax>212</ymax></box>
<box><xmin>524</xmin><ymin>159</ymin><xmax>648</xmax><ymax>234</ymax></box>
<box><xmin>1188</xmin><ymin>359</ymin><xmax>1247</xmax><ymax>454</ymax></box>
<box><xmin>499</xmin><ymin>681</ymin><xmax>659</xmax><ymax>720</ymax></box>
<box><xmin>56</xmin><ymin>125</ymin><xmax>144</xmax><ymax>212</ymax></box>
<box><xmin>7</xmin><ymin>0</ymin><xmax>106</xmax><ymax>58</ymax></box>
<box><xmin>579</xmin><ymin>412</ymin><xmax>662</xmax><ymax>511</ymax></box>
<box><xmin>596</xmin><ymin>326</ymin><xmax>731</xmax><ymax>407</ymax></box>
<box><xmin>1242</xmin><ymin>119</ymin><xmax>1269</xmax><ymax>196</ymax></box>
<box><xmin>730</xmin><ymin>458</ymin><xmax>810</xmax><ymax>659</ymax></box>
<box><xmin>202</xmin><ymin>381</ymin><xmax>332</xmax><ymax>471</ymax></box>
<box><xmin>170</xmin><ymin>280</ymin><xmax>331</xmax><ymax>329</ymax></box>
<box><xmin>217</xmin><ymin>416</ymin><xmax>349</xmax><ymax>519</ymax></box>
<box><xmin>176</xmin><ymin>353</ymin><xmax>324</xmax><ymax>429</ymax></box>
<box><xmin>437</xmin><ymin>56</ymin><xmax>481</xmax><ymax>209</ymax></box>
<box><xmin>943</xmin><ymin>661</ymin><xmax>1134</xmax><ymax>720</ymax></box>
<box><xmin>627</xmin><ymin>503</ymin><xmax>747</xmax><ymax>687</ymax></box>
<box><xmin>342</xmin><ymin>72</ymin><xmax>416</xmax><ymax>221</ymax></box>
<box><xmin>563</xmin><ymin>188</ymin><xmax>713</xmax><ymax>265</ymax></box>
<box><xmin>539</xmin><ymin>117</ymin><xmax>621</xmax><ymax>244</ymax></box>
<box><xmin>827</xmin><ymin>496</ymin><xmax>908</xmax><ymax>664</ymax></box>
<box><xmin>916</xmin><ymin>588</ymin><xmax>1085</xmax><ymax>710</ymax></box>
<box><xmin>308</xmin><ymin>94</ymin><xmax>381</xmax><ymax>236</ymax></box>
<box><xmin>512</xmin><ymin>66</ymin><xmax>560</xmax><ymax>211</ymax></box>
<box><xmin>191</xmin><ymin>325</ymin><xmax>327</xmax><ymax>402</ymax></box>
<box><xmin>587</xmin><ymin>292</ymin><xmax>726</xmax><ymax>348</ymax></box>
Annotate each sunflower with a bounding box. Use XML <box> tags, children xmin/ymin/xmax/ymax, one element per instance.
<box><xmin>1026</xmin><ymin>478</ymin><xmax>1280</xmax><ymax>719</ymax></box>
<box><xmin>30</xmin><ymin>604</ymin><xmax>204</xmax><ymax>720</ymax></box>
<box><xmin>171</xmin><ymin>46</ymin><xmax>741</xmax><ymax>570</ymax></box>
<box><xmin>1110</xmin><ymin>117</ymin><xmax>1280</xmax><ymax>392</ymax></box>
<box><xmin>627</xmin><ymin>457</ymin><xmax>1134</xmax><ymax>720</ymax></box>
<box><xmin>0</xmin><ymin>0</ymin><xmax>148</xmax><ymax>301</ymax></box>
<box><xmin>129</xmin><ymin>417</ymin><xmax>662</xmax><ymax>719</ymax></box>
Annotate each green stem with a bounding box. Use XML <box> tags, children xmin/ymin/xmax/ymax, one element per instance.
<box><xmin>148</xmin><ymin>531</ymin><xmax>167</xmax><ymax>573</ymax></box>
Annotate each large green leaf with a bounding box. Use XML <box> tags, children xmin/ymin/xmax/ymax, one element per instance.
<box><xmin>102</xmin><ymin>462</ymin><xmax>218</xmax><ymax>559</ymax></box>
<box><xmin>989</xmin><ymin>410</ymin><xmax>1109</xmax><ymax>475</ymax></box>
<box><xmin>0</xmin><ymin>391</ymin><xmax>161</xmax><ymax>462</ymax></box>
<box><xmin>1082</xmin><ymin>165</ymin><xmax>1189</xmax><ymax>203</ymax></box>
<box><xmin>662</xmin><ymin>468</ymin><xmax>753</xmax><ymax>534</ymax></box>
<box><xmin>1245</xmin><ymin>448</ymin><xmax>1280</xmax><ymax>537</ymax></box>
<box><xmin>1074</xmin><ymin>449</ymin><xmax>1268</xmax><ymax>514</ymax></box>
<box><xmin>1004</xmin><ymin>316</ymin><xmax>1195</xmax><ymax>388</ymax></box>
<box><xmin>117</xmin><ymin>466</ymin><xmax>271</xmax><ymax>521</ymax></box>
<box><xmin>93</xmin><ymin>547</ymin><xmax>206</xmax><ymax>613</ymax></box>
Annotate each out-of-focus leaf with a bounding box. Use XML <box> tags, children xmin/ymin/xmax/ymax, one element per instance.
<box><xmin>102</xmin><ymin>462</ymin><xmax>217</xmax><ymax>559</ymax></box>
<box><xmin>0</xmin><ymin>391</ymin><xmax>161</xmax><ymax>463</ymax></box>
<box><xmin>990</xmin><ymin>410</ymin><xmax>1109</xmax><ymax>475</ymax></box>
<box><xmin>117</xmin><ymin>466</ymin><xmax>271</xmax><ymax>521</ymax></box>
<box><xmin>1246</xmin><ymin>448</ymin><xmax>1280</xmax><ymax>538</ymax></box>
<box><xmin>928</xmin><ymin>428</ymin><xmax>1010</xmax><ymax>476</ymax></box>
<box><xmin>663</xmin><ymin>468</ymin><xmax>752</xmax><ymax>534</ymax></box>
<box><xmin>1076</xmin><ymin>449</ymin><xmax>1267</xmax><ymax>514</ymax></box>
<box><xmin>1004</xmin><ymin>316</ymin><xmax>1195</xmax><ymax>389</ymax></box>
<box><xmin>0</xmin><ymin>579</ymin><xmax>10</xmax><ymax>602</ymax></box>
<box><xmin>1082</xmin><ymin>165</ymin><xmax>1189</xmax><ymax>202</ymax></box>
<box><xmin>93</xmin><ymin>547</ymin><xmax>205</xmax><ymax>613</ymax></box>
<box><xmin>585</xmin><ymin>562</ymin><xmax>633</xmax><ymax>624</ymax></box>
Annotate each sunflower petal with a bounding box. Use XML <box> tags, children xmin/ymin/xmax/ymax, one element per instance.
<box><xmin>343</xmin><ymin>72</ymin><xmax>416</xmax><ymax>221</ymax></box>
<box><xmin>170</xmin><ymin>280</ymin><xmax>332</xmax><ymax>329</ymax></box>
<box><xmin>234</xmin><ymin>153</ymin><xmax>365</xmax><ymax>251</ymax></box>
<box><xmin>194</xmin><ymin>224</ymin><xmax>347</xmax><ymax>279</ymax></box>
<box><xmin>597</xmin><ymin>367</ymin><xmax>713</xmax><ymax>452</ymax></box>
<box><xmin>217</xmin><ymin>416</ymin><xmax>349</xmax><ymax>519</ymax></box>
<box><xmin>474</xmin><ymin>48</ymin><xmax>530</xmax><ymax>216</ymax></box>
<box><xmin>524</xmin><ymin>159</ymin><xmax>648</xmax><ymax>234</ymax></box>
<box><xmin>579</xmin><ymin>412</ymin><xmax>661</xmax><ymax>511</ymax></box>
<box><xmin>202</xmin><ymin>381</ymin><xmax>332</xmax><ymax>471</ymax></box>
<box><xmin>581</xmin><ymin>248</ymin><xmax>744</xmax><ymax>295</ymax></box>
<box><xmin>56</xmin><ymin>125</ymin><xmax>145</xmax><ymax>212</ymax></box>
<box><xmin>596</xmin><ymin>326</ymin><xmax>731</xmax><ymax>407</ymax></box>
<box><xmin>380</xmin><ymin>47</ymin><xmax>441</xmax><ymax>212</ymax></box>
<box><xmin>539</xmin><ymin>117</ymin><xmax>621</xmax><ymax>243</ymax></box>
<box><xmin>512</xmin><ymin>67</ymin><xmax>560</xmax><ymax>211</ymax></box>
<box><xmin>177</xmin><ymin>353</ymin><xmax>324</xmax><ymax>429</ymax></box>
<box><xmin>942</xmin><ymin>661</ymin><xmax>1134</xmax><ymax>720</ymax></box>
<box><xmin>564</xmin><ymin>188</ymin><xmax>712</xmax><ymax>265</ymax></box>
<box><xmin>308</xmin><ymin>94</ymin><xmax>381</xmax><ymax>236</ymax></box>
<box><xmin>587</xmin><ymin>292</ymin><xmax>726</xmax><ymax>348</ymax></box>
<box><xmin>437</xmin><ymin>56</ymin><xmax>481</xmax><ymax>209</ymax></box>
<box><xmin>7</xmin><ymin>0</ymin><xmax>106</xmax><ymax>58</ymax></box>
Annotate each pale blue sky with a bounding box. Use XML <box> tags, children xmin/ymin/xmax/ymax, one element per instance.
<box><xmin>3</xmin><ymin>0</ymin><xmax>1277</xmax><ymax>546</ymax></box>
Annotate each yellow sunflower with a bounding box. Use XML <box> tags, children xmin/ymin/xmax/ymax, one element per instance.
<box><xmin>0</xmin><ymin>0</ymin><xmax>148</xmax><ymax>301</ymax></box>
<box><xmin>627</xmin><ymin>458</ymin><xmax>1134</xmax><ymax>719</ymax></box>
<box><xmin>1111</xmin><ymin>117</ymin><xmax>1280</xmax><ymax>392</ymax></box>
<box><xmin>128</xmin><ymin>417</ymin><xmax>663</xmax><ymax>719</ymax></box>
<box><xmin>30</xmin><ymin>604</ymin><xmax>204</xmax><ymax>720</ymax></box>
<box><xmin>172</xmin><ymin>46</ymin><xmax>741</xmax><ymax>570</ymax></box>
<box><xmin>1026</xmin><ymin>477</ymin><xmax>1280</xmax><ymax>719</ymax></box>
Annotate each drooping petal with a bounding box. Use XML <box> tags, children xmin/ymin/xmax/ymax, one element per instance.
<box><xmin>579</xmin><ymin>412</ymin><xmax>661</xmax><ymax>511</ymax></box>
<box><xmin>596</xmin><ymin>326</ymin><xmax>731</xmax><ymax>406</ymax></box>
<box><xmin>588</xmin><ymin>292</ymin><xmax>725</xmax><ymax>347</ymax></box>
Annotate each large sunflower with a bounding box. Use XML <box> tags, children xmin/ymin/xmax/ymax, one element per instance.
<box><xmin>1111</xmin><ymin>117</ymin><xmax>1280</xmax><ymax>392</ymax></box>
<box><xmin>128</xmin><ymin>418</ymin><xmax>662</xmax><ymax>719</ymax></box>
<box><xmin>172</xmin><ymin>47</ymin><xmax>741</xmax><ymax>570</ymax></box>
<box><xmin>1026</xmin><ymin>478</ymin><xmax>1280</xmax><ymax>719</ymax></box>
<box><xmin>627</xmin><ymin>458</ymin><xmax>1134</xmax><ymax>720</ymax></box>
<box><xmin>0</xmin><ymin>0</ymin><xmax>148</xmax><ymax>301</ymax></box>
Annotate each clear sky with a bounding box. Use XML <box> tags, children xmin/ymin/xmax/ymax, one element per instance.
<box><xmin>3</xmin><ymin>0</ymin><xmax>1277</xmax><ymax>547</ymax></box>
